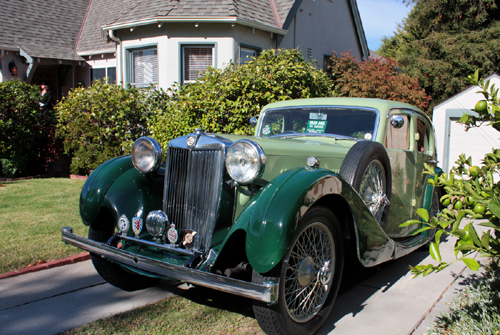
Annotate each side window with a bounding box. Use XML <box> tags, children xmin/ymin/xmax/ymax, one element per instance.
<box><xmin>182</xmin><ymin>45</ymin><xmax>214</xmax><ymax>83</ymax></box>
<box><xmin>129</xmin><ymin>47</ymin><xmax>158</xmax><ymax>88</ymax></box>
<box><xmin>416</xmin><ymin>118</ymin><xmax>430</xmax><ymax>153</ymax></box>
<box><xmin>91</xmin><ymin>67</ymin><xmax>116</xmax><ymax>84</ymax></box>
<box><xmin>386</xmin><ymin>114</ymin><xmax>410</xmax><ymax>150</ymax></box>
<box><xmin>240</xmin><ymin>47</ymin><xmax>258</xmax><ymax>65</ymax></box>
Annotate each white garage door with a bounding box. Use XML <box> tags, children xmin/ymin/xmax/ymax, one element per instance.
<box><xmin>447</xmin><ymin>118</ymin><xmax>500</xmax><ymax>171</ymax></box>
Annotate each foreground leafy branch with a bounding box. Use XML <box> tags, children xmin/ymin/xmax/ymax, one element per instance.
<box><xmin>402</xmin><ymin>71</ymin><xmax>500</xmax><ymax>277</ymax></box>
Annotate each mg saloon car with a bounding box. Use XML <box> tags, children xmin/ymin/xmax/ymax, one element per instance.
<box><xmin>62</xmin><ymin>97</ymin><xmax>441</xmax><ymax>335</ymax></box>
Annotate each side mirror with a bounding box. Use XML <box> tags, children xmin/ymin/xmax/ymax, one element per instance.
<box><xmin>390</xmin><ymin>115</ymin><xmax>405</xmax><ymax>129</ymax></box>
<box><xmin>249</xmin><ymin>116</ymin><xmax>258</xmax><ymax>128</ymax></box>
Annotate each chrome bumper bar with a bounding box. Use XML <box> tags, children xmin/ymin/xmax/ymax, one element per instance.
<box><xmin>61</xmin><ymin>227</ymin><xmax>278</xmax><ymax>304</ymax></box>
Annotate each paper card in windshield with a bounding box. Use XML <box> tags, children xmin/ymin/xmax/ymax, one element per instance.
<box><xmin>307</xmin><ymin>120</ymin><xmax>327</xmax><ymax>133</ymax></box>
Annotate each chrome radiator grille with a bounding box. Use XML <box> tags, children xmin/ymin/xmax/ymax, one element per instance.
<box><xmin>163</xmin><ymin>146</ymin><xmax>224</xmax><ymax>252</ymax></box>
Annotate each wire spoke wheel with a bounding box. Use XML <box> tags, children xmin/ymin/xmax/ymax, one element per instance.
<box><xmin>251</xmin><ymin>207</ymin><xmax>344</xmax><ymax>335</ymax></box>
<box><xmin>359</xmin><ymin>159</ymin><xmax>388</xmax><ymax>223</ymax></box>
<box><xmin>284</xmin><ymin>222</ymin><xmax>335</xmax><ymax>322</ymax></box>
<box><xmin>340</xmin><ymin>141</ymin><xmax>392</xmax><ymax>226</ymax></box>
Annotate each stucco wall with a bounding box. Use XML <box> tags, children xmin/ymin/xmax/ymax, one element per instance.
<box><xmin>116</xmin><ymin>23</ymin><xmax>276</xmax><ymax>89</ymax></box>
<box><xmin>279</xmin><ymin>0</ymin><xmax>364</xmax><ymax>64</ymax></box>
<box><xmin>433</xmin><ymin>74</ymin><xmax>500</xmax><ymax>172</ymax></box>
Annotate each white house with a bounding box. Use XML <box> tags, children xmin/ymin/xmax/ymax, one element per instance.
<box><xmin>1</xmin><ymin>0</ymin><xmax>369</xmax><ymax>95</ymax></box>
<box><xmin>433</xmin><ymin>73</ymin><xmax>500</xmax><ymax>172</ymax></box>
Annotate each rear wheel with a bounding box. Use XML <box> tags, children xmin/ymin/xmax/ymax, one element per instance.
<box><xmin>252</xmin><ymin>207</ymin><xmax>344</xmax><ymax>335</ymax></box>
<box><xmin>88</xmin><ymin>214</ymin><xmax>160</xmax><ymax>291</ymax></box>
<box><xmin>340</xmin><ymin>141</ymin><xmax>392</xmax><ymax>226</ymax></box>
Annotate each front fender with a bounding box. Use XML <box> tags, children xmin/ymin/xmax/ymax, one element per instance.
<box><xmin>248</xmin><ymin>168</ymin><xmax>347</xmax><ymax>273</ymax></box>
<box><xmin>80</xmin><ymin>156</ymin><xmax>163</xmax><ymax>227</ymax></box>
<box><xmin>226</xmin><ymin>167</ymin><xmax>394</xmax><ymax>274</ymax></box>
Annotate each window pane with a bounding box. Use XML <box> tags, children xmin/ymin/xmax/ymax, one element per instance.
<box><xmin>131</xmin><ymin>48</ymin><xmax>158</xmax><ymax>87</ymax></box>
<box><xmin>417</xmin><ymin>118</ymin><xmax>429</xmax><ymax>153</ymax></box>
<box><xmin>240</xmin><ymin>48</ymin><xmax>257</xmax><ymax>65</ymax></box>
<box><xmin>91</xmin><ymin>68</ymin><xmax>106</xmax><ymax>82</ymax></box>
<box><xmin>107</xmin><ymin>67</ymin><xmax>116</xmax><ymax>84</ymax></box>
<box><xmin>183</xmin><ymin>46</ymin><xmax>213</xmax><ymax>82</ymax></box>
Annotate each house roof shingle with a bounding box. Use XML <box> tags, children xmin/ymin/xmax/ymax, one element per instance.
<box><xmin>77</xmin><ymin>0</ymin><xmax>294</xmax><ymax>55</ymax></box>
<box><xmin>1</xmin><ymin>0</ymin><xmax>90</xmax><ymax>61</ymax></box>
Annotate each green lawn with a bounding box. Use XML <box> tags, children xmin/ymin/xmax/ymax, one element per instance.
<box><xmin>0</xmin><ymin>178</ymin><xmax>87</xmax><ymax>273</ymax></box>
<box><xmin>63</xmin><ymin>286</ymin><xmax>263</xmax><ymax>335</ymax></box>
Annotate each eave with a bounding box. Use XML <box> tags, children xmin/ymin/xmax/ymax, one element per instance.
<box><xmin>101</xmin><ymin>16</ymin><xmax>288</xmax><ymax>36</ymax></box>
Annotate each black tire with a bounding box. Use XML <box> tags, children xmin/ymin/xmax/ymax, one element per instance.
<box><xmin>88</xmin><ymin>216</ymin><xmax>160</xmax><ymax>292</ymax></box>
<box><xmin>252</xmin><ymin>207</ymin><xmax>344</xmax><ymax>335</ymax></box>
<box><xmin>340</xmin><ymin>141</ymin><xmax>392</xmax><ymax>226</ymax></box>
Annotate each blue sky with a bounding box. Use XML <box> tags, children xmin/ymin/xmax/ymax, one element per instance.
<box><xmin>356</xmin><ymin>0</ymin><xmax>413</xmax><ymax>51</ymax></box>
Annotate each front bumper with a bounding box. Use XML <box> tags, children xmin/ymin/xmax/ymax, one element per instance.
<box><xmin>61</xmin><ymin>227</ymin><xmax>278</xmax><ymax>304</ymax></box>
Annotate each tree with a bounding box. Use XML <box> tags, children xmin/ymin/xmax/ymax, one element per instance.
<box><xmin>0</xmin><ymin>80</ymin><xmax>56</xmax><ymax>177</ymax></box>
<box><xmin>402</xmin><ymin>71</ymin><xmax>500</xmax><ymax>277</ymax></box>
<box><xmin>379</xmin><ymin>0</ymin><xmax>500</xmax><ymax>110</ymax></box>
<box><xmin>327</xmin><ymin>51</ymin><xmax>431</xmax><ymax>112</ymax></box>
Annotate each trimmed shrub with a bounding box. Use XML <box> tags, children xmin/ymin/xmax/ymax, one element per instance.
<box><xmin>56</xmin><ymin>81</ymin><xmax>151</xmax><ymax>175</ymax></box>
<box><xmin>0</xmin><ymin>79</ymin><xmax>55</xmax><ymax>177</ymax></box>
<box><xmin>149</xmin><ymin>49</ymin><xmax>335</xmax><ymax>149</ymax></box>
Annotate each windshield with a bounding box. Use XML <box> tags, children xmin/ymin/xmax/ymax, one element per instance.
<box><xmin>258</xmin><ymin>107</ymin><xmax>378</xmax><ymax>140</ymax></box>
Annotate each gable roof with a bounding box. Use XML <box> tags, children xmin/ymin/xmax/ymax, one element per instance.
<box><xmin>0</xmin><ymin>0</ymin><xmax>90</xmax><ymax>61</ymax></box>
<box><xmin>433</xmin><ymin>73</ymin><xmax>500</xmax><ymax>110</ymax></box>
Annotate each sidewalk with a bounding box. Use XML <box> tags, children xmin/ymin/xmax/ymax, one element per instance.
<box><xmin>320</xmin><ymin>231</ymin><xmax>482</xmax><ymax>335</ymax></box>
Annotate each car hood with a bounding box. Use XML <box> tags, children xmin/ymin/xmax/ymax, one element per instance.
<box><xmin>221</xmin><ymin>134</ymin><xmax>357</xmax><ymax>182</ymax></box>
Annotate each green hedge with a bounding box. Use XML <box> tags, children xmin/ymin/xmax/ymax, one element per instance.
<box><xmin>56</xmin><ymin>81</ymin><xmax>152</xmax><ymax>175</ymax></box>
<box><xmin>149</xmin><ymin>49</ymin><xmax>335</xmax><ymax>149</ymax></box>
<box><xmin>0</xmin><ymin>80</ymin><xmax>56</xmax><ymax>177</ymax></box>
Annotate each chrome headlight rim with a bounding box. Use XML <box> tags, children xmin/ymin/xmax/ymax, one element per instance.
<box><xmin>131</xmin><ymin>136</ymin><xmax>163</xmax><ymax>175</ymax></box>
<box><xmin>225</xmin><ymin>139</ymin><xmax>266</xmax><ymax>185</ymax></box>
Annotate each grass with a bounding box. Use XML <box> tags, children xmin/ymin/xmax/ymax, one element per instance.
<box><xmin>0</xmin><ymin>178</ymin><xmax>87</xmax><ymax>273</ymax></box>
<box><xmin>427</xmin><ymin>260</ymin><xmax>500</xmax><ymax>335</ymax></box>
<box><xmin>62</xmin><ymin>286</ymin><xmax>264</xmax><ymax>335</ymax></box>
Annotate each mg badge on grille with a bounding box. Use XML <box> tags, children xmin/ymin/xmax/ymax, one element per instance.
<box><xmin>118</xmin><ymin>214</ymin><xmax>129</xmax><ymax>234</ymax></box>
<box><xmin>167</xmin><ymin>224</ymin><xmax>178</xmax><ymax>244</ymax></box>
<box><xmin>187</xmin><ymin>136</ymin><xmax>195</xmax><ymax>147</ymax></box>
<box><xmin>132</xmin><ymin>217</ymin><xmax>143</xmax><ymax>237</ymax></box>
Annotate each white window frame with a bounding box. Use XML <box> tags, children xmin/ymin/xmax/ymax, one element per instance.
<box><xmin>128</xmin><ymin>46</ymin><xmax>158</xmax><ymax>88</ymax></box>
<box><xmin>181</xmin><ymin>45</ymin><xmax>215</xmax><ymax>84</ymax></box>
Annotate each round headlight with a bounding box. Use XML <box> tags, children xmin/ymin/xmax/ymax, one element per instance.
<box><xmin>225</xmin><ymin>140</ymin><xmax>266</xmax><ymax>185</ymax></box>
<box><xmin>131</xmin><ymin>137</ymin><xmax>163</xmax><ymax>174</ymax></box>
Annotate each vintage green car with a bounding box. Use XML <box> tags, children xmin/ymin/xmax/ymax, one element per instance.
<box><xmin>62</xmin><ymin>97</ymin><xmax>441</xmax><ymax>335</ymax></box>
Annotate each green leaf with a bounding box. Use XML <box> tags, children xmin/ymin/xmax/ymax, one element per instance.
<box><xmin>479</xmin><ymin>221</ymin><xmax>500</xmax><ymax>231</ymax></box>
<box><xmin>488</xmin><ymin>199</ymin><xmax>500</xmax><ymax>218</ymax></box>
<box><xmin>400</xmin><ymin>220</ymin><xmax>422</xmax><ymax>227</ymax></box>
<box><xmin>466</xmin><ymin>223</ymin><xmax>481</xmax><ymax>247</ymax></box>
<box><xmin>462</xmin><ymin>258</ymin><xmax>480</xmax><ymax>271</ymax></box>
<box><xmin>481</xmin><ymin>231</ymin><xmax>490</xmax><ymax>249</ymax></box>
<box><xmin>416</xmin><ymin>208</ymin><xmax>429</xmax><ymax>222</ymax></box>
<box><xmin>429</xmin><ymin>242</ymin><xmax>441</xmax><ymax>263</ymax></box>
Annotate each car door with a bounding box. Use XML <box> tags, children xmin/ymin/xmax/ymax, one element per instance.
<box><xmin>413</xmin><ymin>114</ymin><xmax>437</xmax><ymax>216</ymax></box>
<box><xmin>383</xmin><ymin>109</ymin><xmax>418</xmax><ymax>238</ymax></box>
